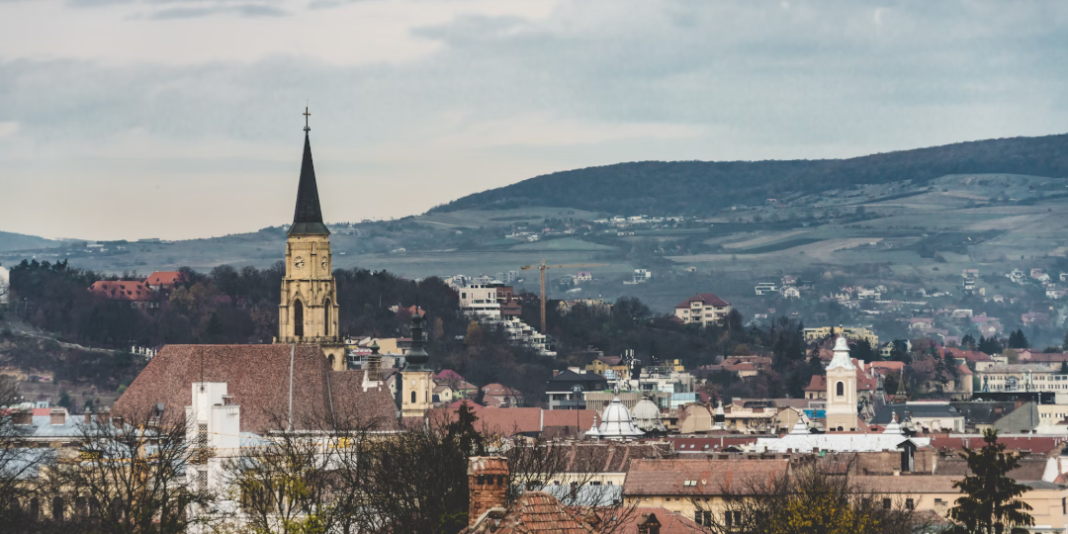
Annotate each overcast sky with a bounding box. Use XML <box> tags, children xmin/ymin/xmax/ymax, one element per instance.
<box><xmin>1</xmin><ymin>0</ymin><xmax>1067</xmax><ymax>241</ymax></box>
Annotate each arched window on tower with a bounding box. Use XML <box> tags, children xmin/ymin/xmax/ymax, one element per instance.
<box><xmin>836</xmin><ymin>381</ymin><xmax>844</xmax><ymax>397</ymax></box>
<box><xmin>410</xmin><ymin>391</ymin><xmax>416</xmax><ymax>404</ymax></box>
<box><xmin>294</xmin><ymin>300</ymin><xmax>304</xmax><ymax>338</ymax></box>
<box><xmin>324</xmin><ymin>299</ymin><xmax>331</xmax><ymax>337</ymax></box>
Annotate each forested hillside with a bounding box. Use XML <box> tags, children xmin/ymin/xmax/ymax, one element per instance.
<box><xmin>0</xmin><ymin>231</ymin><xmax>58</xmax><ymax>253</ymax></box>
<box><xmin>432</xmin><ymin>133</ymin><xmax>1068</xmax><ymax>215</ymax></box>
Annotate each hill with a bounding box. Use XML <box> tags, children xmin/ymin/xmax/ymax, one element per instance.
<box><xmin>0</xmin><ymin>231</ymin><xmax>58</xmax><ymax>253</ymax></box>
<box><xmin>431</xmin><ymin>133</ymin><xmax>1068</xmax><ymax>215</ymax></box>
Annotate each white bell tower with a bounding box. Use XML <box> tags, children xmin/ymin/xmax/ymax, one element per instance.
<box><xmin>825</xmin><ymin>336</ymin><xmax>858</xmax><ymax>431</ymax></box>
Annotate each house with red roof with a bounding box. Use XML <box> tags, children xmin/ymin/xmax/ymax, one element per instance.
<box><xmin>673</xmin><ymin>293</ymin><xmax>731</xmax><ymax>327</ymax></box>
<box><xmin>145</xmin><ymin>271</ymin><xmax>186</xmax><ymax>290</ymax></box>
<box><xmin>88</xmin><ymin>280</ymin><xmax>160</xmax><ymax>309</ymax></box>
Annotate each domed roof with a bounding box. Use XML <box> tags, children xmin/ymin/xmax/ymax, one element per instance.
<box><xmin>631</xmin><ymin>398</ymin><xmax>666</xmax><ymax>433</ymax></box>
<box><xmin>588</xmin><ymin>397</ymin><xmax>643</xmax><ymax>439</ymax></box>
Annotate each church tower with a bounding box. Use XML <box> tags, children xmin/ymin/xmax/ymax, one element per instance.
<box><xmin>825</xmin><ymin>336</ymin><xmax>858</xmax><ymax>432</ymax></box>
<box><xmin>399</xmin><ymin>309</ymin><xmax>434</xmax><ymax>419</ymax></box>
<box><xmin>276</xmin><ymin>108</ymin><xmax>346</xmax><ymax>371</ymax></box>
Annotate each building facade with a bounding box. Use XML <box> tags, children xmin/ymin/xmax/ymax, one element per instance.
<box><xmin>673</xmin><ymin>293</ymin><xmax>732</xmax><ymax>326</ymax></box>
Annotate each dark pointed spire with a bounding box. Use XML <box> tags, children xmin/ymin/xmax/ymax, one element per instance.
<box><xmin>405</xmin><ymin>306</ymin><xmax>430</xmax><ymax>371</ymax></box>
<box><xmin>287</xmin><ymin>107</ymin><xmax>329</xmax><ymax>236</ymax></box>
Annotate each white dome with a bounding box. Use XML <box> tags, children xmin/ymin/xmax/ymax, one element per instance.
<box><xmin>631</xmin><ymin>398</ymin><xmax>666</xmax><ymax>433</ymax></box>
<box><xmin>591</xmin><ymin>397</ymin><xmax>644</xmax><ymax>439</ymax></box>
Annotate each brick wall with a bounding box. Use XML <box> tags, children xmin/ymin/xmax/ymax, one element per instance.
<box><xmin>468</xmin><ymin>456</ymin><xmax>509</xmax><ymax>526</ymax></box>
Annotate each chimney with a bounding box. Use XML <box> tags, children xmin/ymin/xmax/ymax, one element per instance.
<box><xmin>637</xmin><ymin>513</ymin><xmax>662</xmax><ymax>534</ymax></box>
<box><xmin>50</xmin><ymin>408</ymin><xmax>66</xmax><ymax>426</ymax></box>
<box><xmin>11</xmin><ymin>410</ymin><xmax>32</xmax><ymax>426</ymax></box>
<box><xmin>468</xmin><ymin>456</ymin><xmax>509</xmax><ymax>527</ymax></box>
<box><xmin>84</xmin><ymin>408</ymin><xmax>93</xmax><ymax>425</ymax></box>
<box><xmin>96</xmin><ymin>407</ymin><xmax>111</xmax><ymax>425</ymax></box>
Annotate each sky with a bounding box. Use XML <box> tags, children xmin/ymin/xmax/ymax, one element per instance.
<box><xmin>1</xmin><ymin>0</ymin><xmax>1067</xmax><ymax>241</ymax></box>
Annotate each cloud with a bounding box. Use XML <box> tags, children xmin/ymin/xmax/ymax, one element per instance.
<box><xmin>1</xmin><ymin>0</ymin><xmax>1068</xmax><ymax>240</ymax></box>
<box><xmin>0</xmin><ymin>121</ymin><xmax>20</xmax><ymax>138</ymax></box>
<box><xmin>147</xmin><ymin>3</ymin><xmax>287</xmax><ymax>19</ymax></box>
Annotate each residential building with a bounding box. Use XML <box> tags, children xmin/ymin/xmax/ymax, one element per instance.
<box><xmin>673</xmin><ymin>293</ymin><xmax>732</xmax><ymax>326</ymax></box>
<box><xmin>481</xmin><ymin>383</ymin><xmax>523</xmax><ymax>407</ymax></box>
<box><xmin>185</xmin><ymin>382</ymin><xmax>241</xmax><ymax>493</ymax></box>
<box><xmin>803</xmin><ymin>325</ymin><xmax>878</xmax><ymax>345</ymax></box>
<box><xmin>459</xmin><ymin>284</ymin><xmax>503</xmax><ymax>319</ymax></box>
<box><xmin>145</xmin><ymin>271</ymin><xmax>185</xmax><ymax>290</ymax></box>
<box><xmin>976</xmin><ymin>364</ymin><xmax>1068</xmax><ymax>403</ymax></box>
<box><xmin>88</xmin><ymin>280</ymin><xmax>160</xmax><ymax>309</ymax></box>
<box><xmin>546</xmin><ymin>370</ymin><xmax>609</xmax><ymax>410</ymax></box>
<box><xmin>754</xmin><ymin>282</ymin><xmax>777</xmax><ymax>296</ymax></box>
<box><xmin>870</xmin><ymin>402</ymin><xmax>965</xmax><ymax>433</ymax></box>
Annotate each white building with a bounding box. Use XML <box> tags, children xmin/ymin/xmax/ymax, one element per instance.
<box><xmin>185</xmin><ymin>382</ymin><xmax>241</xmax><ymax>494</ymax></box>
<box><xmin>0</xmin><ymin>263</ymin><xmax>9</xmax><ymax>305</ymax></box>
<box><xmin>754</xmin><ymin>282</ymin><xmax>777</xmax><ymax>296</ymax></box>
<box><xmin>585</xmin><ymin>396</ymin><xmax>644</xmax><ymax>440</ymax></box>
<box><xmin>673</xmin><ymin>293</ymin><xmax>732</xmax><ymax>327</ymax></box>
<box><xmin>459</xmin><ymin>284</ymin><xmax>501</xmax><ymax>319</ymax></box>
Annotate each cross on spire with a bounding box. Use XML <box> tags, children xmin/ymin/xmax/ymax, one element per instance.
<box><xmin>303</xmin><ymin>106</ymin><xmax>311</xmax><ymax>132</ymax></box>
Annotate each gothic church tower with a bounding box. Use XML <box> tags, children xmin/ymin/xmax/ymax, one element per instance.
<box><xmin>276</xmin><ymin>109</ymin><xmax>346</xmax><ymax>371</ymax></box>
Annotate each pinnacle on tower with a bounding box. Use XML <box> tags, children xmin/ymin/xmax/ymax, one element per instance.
<box><xmin>287</xmin><ymin>107</ymin><xmax>330</xmax><ymax>236</ymax></box>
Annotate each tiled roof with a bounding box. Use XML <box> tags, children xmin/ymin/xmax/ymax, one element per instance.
<box><xmin>665</xmin><ymin>436</ymin><xmax>759</xmax><ymax>452</ymax></box>
<box><xmin>575</xmin><ymin>508</ymin><xmax>704</xmax><ymax>534</ymax></box>
<box><xmin>113</xmin><ymin>344</ymin><xmax>398</xmax><ymax>432</ymax></box>
<box><xmin>674</xmin><ymin>293</ymin><xmax>730</xmax><ymax>309</ymax></box>
<box><xmin>463</xmin><ymin>491</ymin><xmax>596</xmax><ymax>533</ymax></box>
<box><xmin>433</xmin><ymin>402</ymin><xmax>597</xmax><ymax>437</ymax></box>
<box><xmin>623</xmin><ymin>459</ymin><xmax>789</xmax><ymax>496</ymax></box>
<box><xmin>88</xmin><ymin>280</ymin><xmax>156</xmax><ymax>301</ymax></box>
<box><xmin>146</xmin><ymin>271</ymin><xmax>185</xmax><ymax>287</ymax></box>
<box><xmin>435</xmin><ymin>369</ymin><xmax>467</xmax><ymax>382</ymax></box>
<box><xmin>927</xmin><ymin>434</ymin><xmax>1063</xmax><ymax>455</ymax></box>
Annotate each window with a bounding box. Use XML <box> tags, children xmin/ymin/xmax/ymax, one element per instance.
<box><xmin>883</xmin><ymin>498</ymin><xmax>892</xmax><ymax>510</ymax></box>
<box><xmin>293</xmin><ymin>300</ymin><xmax>304</xmax><ymax>338</ymax></box>
<box><xmin>836</xmin><ymin>382</ymin><xmax>844</xmax><ymax>396</ymax></box>
<box><xmin>725</xmin><ymin>511</ymin><xmax>742</xmax><ymax>528</ymax></box>
<box><xmin>324</xmin><ymin>299</ymin><xmax>331</xmax><ymax>336</ymax></box>
<box><xmin>905</xmin><ymin>499</ymin><xmax>914</xmax><ymax>510</ymax></box>
<box><xmin>410</xmin><ymin>391</ymin><xmax>416</xmax><ymax>404</ymax></box>
<box><xmin>1062</xmin><ymin>497</ymin><xmax>1065</xmax><ymax>515</ymax></box>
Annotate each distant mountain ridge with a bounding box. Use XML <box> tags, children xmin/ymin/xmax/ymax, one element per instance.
<box><xmin>0</xmin><ymin>231</ymin><xmax>58</xmax><ymax>253</ymax></box>
<box><xmin>431</xmin><ymin>133</ymin><xmax>1068</xmax><ymax>215</ymax></box>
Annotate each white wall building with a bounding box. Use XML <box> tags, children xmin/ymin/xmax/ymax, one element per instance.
<box><xmin>459</xmin><ymin>284</ymin><xmax>501</xmax><ymax>319</ymax></box>
<box><xmin>185</xmin><ymin>382</ymin><xmax>241</xmax><ymax>494</ymax></box>
<box><xmin>0</xmin><ymin>264</ymin><xmax>9</xmax><ymax>305</ymax></box>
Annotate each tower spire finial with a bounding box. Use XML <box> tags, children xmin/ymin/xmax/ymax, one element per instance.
<box><xmin>303</xmin><ymin>106</ymin><xmax>311</xmax><ymax>133</ymax></box>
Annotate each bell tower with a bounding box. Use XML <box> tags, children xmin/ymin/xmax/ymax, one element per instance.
<box><xmin>825</xmin><ymin>336</ymin><xmax>858</xmax><ymax>431</ymax></box>
<box><xmin>276</xmin><ymin>108</ymin><xmax>346</xmax><ymax>370</ymax></box>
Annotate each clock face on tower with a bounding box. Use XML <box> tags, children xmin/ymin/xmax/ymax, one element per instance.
<box><xmin>294</xmin><ymin>256</ymin><xmax>305</xmax><ymax>269</ymax></box>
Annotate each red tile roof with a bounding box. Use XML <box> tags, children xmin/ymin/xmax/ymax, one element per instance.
<box><xmin>623</xmin><ymin>459</ymin><xmax>789</xmax><ymax>497</ymax></box>
<box><xmin>674</xmin><ymin>293</ymin><xmax>730</xmax><ymax>309</ymax></box>
<box><xmin>804</xmin><ymin>365</ymin><xmax>878</xmax><ymax>393</ymax></box>
<box><xmin>146</xmin><ymin>271</ymin><xmax>185</xmax><ymax>287</ymax></box>
<box><xmin>88</xmin><ymin>280</ymin><xmax>156</xmax><ymax>301</ymax></box>
<box><xmin>113</xmin><ymin>344</ymin><xmax>398</xmax><ymax>432</ymax></box>
<box><xmin>463</xmin><ymin>491</ymin><xmax>596</xmax><ymax>533</ymax></box>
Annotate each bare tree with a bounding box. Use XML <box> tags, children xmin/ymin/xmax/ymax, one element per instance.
<box><xmin>0</xmin><ymin>378</ymin><xmax>49</xmax><ymax>527</ymax></box>
<box><xmin>692</xmin><ymin>460</ymin><xmax>930</xmax><ymax>534</ymax></box>
<box><xmin>26</xmin><ymin>407</ymin><xmax>215</xmax><ymax>534</ymax></box>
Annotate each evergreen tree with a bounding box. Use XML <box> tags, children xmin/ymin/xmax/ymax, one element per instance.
<box><xmin>949</xmin><ymin>429</ymin><xmax>1035</xmax><ymax>534</ymax></box>
<box><xmin>978</xmin><ymin>336</ymin><xmax>1002</xmax><ymax>356</ymax></box>
<box><xmin>1008</xmin><ymin>329</ymin><xmax>1029</xmax><ymax>349</ymax></box>
<box><xmin>962</xmin><ymin>334</ymin><xmax>977</xmax><ymax>351</ymax></box>
<box><xmin>1062</xmin><ymin>330</ymin><xmax>1068</xmax><ymax>352</ymax></box>
<box><xmin>1059</xmin><ymin>361</ymin><xmax>1068</xmax><ymax>375</ymax></box>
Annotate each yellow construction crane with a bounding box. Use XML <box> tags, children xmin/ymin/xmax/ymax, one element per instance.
<box><xmin>520</xmin><ymin>259</ymin><xmax>608</xmax><ymax>332</ymax></box>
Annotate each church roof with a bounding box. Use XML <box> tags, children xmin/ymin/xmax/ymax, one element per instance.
<box><xmin>112</xmin><ymin>344</ymin><xmax>397</xmax><ymax>432</ymax></box>
<box><xmin>287</xmin><ymin>130</ymin><xmax>330</xmax><ymax>236</ymax></box>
